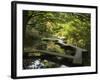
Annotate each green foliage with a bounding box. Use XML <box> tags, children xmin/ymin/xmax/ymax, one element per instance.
<box><xmin>23</xmin><ymin>10</ymin><xmax>91</xmax><ymax>66</ymax></box>
<box><xmin>46</xmin><ymin>42</ymin><xmax>65</xmax><ymax>54</ymax></box>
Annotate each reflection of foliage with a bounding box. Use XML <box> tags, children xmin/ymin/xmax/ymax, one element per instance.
<box><xmin>42</xmin><ymin>59</ymin><xmax>60</xmax><ymax>68</ymax></box>
<box><xmin>23</xmin><ymin>10</ymin><xmax>91</xmax><ymax>66</ymax></box>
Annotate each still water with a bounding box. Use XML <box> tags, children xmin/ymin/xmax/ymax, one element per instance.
<box><xmin>23</xmin><ymin>57</ymin><xmax>68</xmax><ymax>69</ymax></box>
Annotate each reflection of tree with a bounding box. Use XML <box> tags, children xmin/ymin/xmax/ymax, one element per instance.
<box><xmin>23</xmin><ymin>10</ymin><xmax>91</xmax><ymax>66</ymax></box>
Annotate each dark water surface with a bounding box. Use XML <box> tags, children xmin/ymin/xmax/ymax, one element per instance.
<box><xmin>23</xmin><ymin>56</ymin><xmax>70</xmax><ymax>69</ymax></box>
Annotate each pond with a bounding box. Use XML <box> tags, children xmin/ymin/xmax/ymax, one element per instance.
<box><xmin>23</xmin><ymin>56</ymin><xmax>69</xmax><ymax>69</ymax></box>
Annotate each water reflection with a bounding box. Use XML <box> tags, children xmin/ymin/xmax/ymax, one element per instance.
<box><xmin>28</xmin><ymin>59</ymin><xmax>42</xmax><ymax>69</ymax></box>
<box><xmin>23</xmin><ymin>57</ymin><xmax>69</xmax><ymax>69</ymax></box>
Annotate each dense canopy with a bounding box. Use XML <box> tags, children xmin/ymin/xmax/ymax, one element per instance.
<box><xmin>23</xmin><ymin>10</ymin><xmax>91</xmax><ymax>67</ymax></box>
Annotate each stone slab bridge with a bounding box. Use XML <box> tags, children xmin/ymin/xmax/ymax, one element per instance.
<box><xmin>24</xmin><ymin>38</ymin><xmax>87</xmax><ymax>65</ymax></box>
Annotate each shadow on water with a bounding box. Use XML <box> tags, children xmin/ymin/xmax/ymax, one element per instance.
<box><xmin>23</xmin><ymin>53</ymin><xmax>84</xmax><ymax>69</ymax></box>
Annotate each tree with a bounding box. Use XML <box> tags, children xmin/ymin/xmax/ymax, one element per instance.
<box><xmin>23</xmin><ymin>11</ymin><xmax>91</xmax><ymax>66</ymax></box>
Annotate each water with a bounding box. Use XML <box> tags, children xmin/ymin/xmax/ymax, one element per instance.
<box><xmin>23</xmin><ymin>57</ymin><xmax>69</xmax><ymax>69</ymax></box>
<box><xmin>28</xmin><ymin>59</ymin><xmax>45</xmax><ymax>69</ymax></box>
